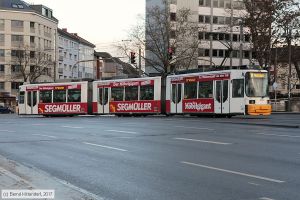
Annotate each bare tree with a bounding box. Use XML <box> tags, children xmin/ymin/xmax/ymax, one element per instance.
<box><xmin>11</xmin><ymin>45</ymin><xmax>54</xmax><ymax>83</ymax></box>
<box><xmin>117</xmin><ymin>0</ymin><xmax>205</xmax><ymax>76</ymax></box>
<box><xmin>242</xmin><ymin>0</ymin><xmax>300</xmax><ymax>71</ymax></box>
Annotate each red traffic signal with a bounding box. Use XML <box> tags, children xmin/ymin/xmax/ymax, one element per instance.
<box><xmin>130</xmin><ymin>52</ymin><xmax>136</xmax><ymax>64</ymax></box>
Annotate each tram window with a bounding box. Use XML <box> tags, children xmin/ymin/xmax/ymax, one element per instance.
<box><xmin>68</xmin><ymin>89</ymin><xmax>81</xmax><ymax>102</ymax></box>
<box><xmin>198</xmin><ymin>81</ymin><xmax>213</xmax><ymax>98</ymax></box>
<box><xmin>184</xmin><ymin>82</ymin><xmax>197</xmax><ymax>99</ymax></box>
<box><xmin>19</xmin><ymin>91</ymin><xmax>25</xmax><ymax>104</ymax></box>
<box><xmin>40</xmin><ymin>90</ymin><xmax>52</xmax><ymax>103</ymax></box>
<box><xmin>111</xmin><ymin>87</ymin><xmax>124</xmax><ymax>101</ymax></box>
<box><xmin>53</xmin><ymin>90</ymin><xmax>66</xmax><ymax>102</ymax></box>
<box><xmin>232</xmin><ymin>79</ymin><xmax>244</xmax><ymax>98</ymax></box>
<box><xmin>140</xmin><ymin>85</ymin><xmax>154</xmax><ymax>100</ymax></box>
<box><xmin>125</xmin><ymin>86</ymin><xmax>138</xmax><ymax>101</ymax></box>
<box><xmin>27</xmin><ymin>92</ymin><xmax>31</xmax><ymax>106</ymax></box>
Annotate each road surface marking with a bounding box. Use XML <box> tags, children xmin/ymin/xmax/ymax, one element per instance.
<box><xmin>83</xmin><ymin>142</ymin><xmax>128</xmax><ymax>152</ymax></box>
<box><xmin>174</xmin><ymin>138</ymin><xmax>232</xmax><ymax>145</ymax></box>
<box><xmin>62</xmin><ymin>125</ymin><xmax>84</xmax><ymax>129</ymax></box>
<box><xmin>105</xmin><ymin>130</ymin><xmax>138</xmax><ymax>134</ymax></box>
<box><xmin>31</xmin><ymin>123</ymin><xmax>46</xmax><ymax>126</ymax></box>
<box><xmin>181</xmin><ymin>161</ymin><xmax>285</xmax><ymax>183</ymax></box>
<box><xmin>32</xmin><ymin>134</ymin><xmax>57</xmax><ymax>139</ymax></box>
<box><xmin>248</xmin><ymin>182</ymin><xmax>260</xmax><ymax>186</ymax></box>
<box><xmin>260</xmin><ymin>197</ymin><xmax>275</xmax><ymax>200</ymax></box>
<box><xmin>175</xmin><ymin>126</ymin><xmax>214</xmax><ymax>131</ymax></box>
<box><xmin>255</xmin><ymin>132</ymin><xmax>300</xmax><ymax>138</ymax></box>
<box><xmin>0</xmin><ymin>130</ymin><xmax>15</xmax><ymax>133</ymax></box>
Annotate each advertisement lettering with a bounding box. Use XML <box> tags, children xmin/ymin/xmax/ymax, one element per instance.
<box><xmin>38</xmin><ymin>103</ymin><xmax>87</xmax><ymax>114</ymax></box>
<box><xmin>183</xmin><ymin>99</ymin><xmax>214</xmax><ymax>113</ymax></box>
<box><xmin>109</xmin><ymin>101</ymin><xmax>160</xmax><ymax>113</ymax></box>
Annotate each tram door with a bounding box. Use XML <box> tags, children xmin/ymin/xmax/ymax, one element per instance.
<box><xmin>26</xmin><ymin>91</ymin><xmax>38</xmax><ymax>114</ymax></box>
<box><xmin>98</xmin><ymin>87</ymin><xmax>109</xmax><ymax>114</ymax></box>
<box><xmin>170</xmin><ymin>83</ymin><xmax>183</xmax><ymax>113</ymax></box>
<box><xmin>215</xmin><ymin>80</ymin><xmax>229</xmax><ymax>114</ymax></box>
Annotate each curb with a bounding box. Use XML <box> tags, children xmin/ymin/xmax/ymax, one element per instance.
<box><xmin>222</xmin><ymin>122</ymin><xmax>299</xmax><ymax>129</ymax></box>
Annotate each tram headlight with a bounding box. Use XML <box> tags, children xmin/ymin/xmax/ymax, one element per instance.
<box><xmin>249</xmin><ymin>100</ymin><xmax>255</xmax><ymax>104</ymax></box>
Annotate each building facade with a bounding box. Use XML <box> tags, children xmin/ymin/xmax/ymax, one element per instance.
<box><xmin>0</xmin><ymin>0</ymin><xmax>58</xmax><ymax>108</ymax></box>
<box><xmin>57</xmin><ymin>28</ymin><xmax>80</xmax><ymax>79</ymax></box>
<box><xmin>145</xmin><ymin>0</ymin><xmax>251</xmax><ymax>74</ymax></box>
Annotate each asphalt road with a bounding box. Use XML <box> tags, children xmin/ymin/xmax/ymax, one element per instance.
<box><xmin>0</xmin><ymin>114</ymin><xmax>300</xmax><ymax>200</ymax></box>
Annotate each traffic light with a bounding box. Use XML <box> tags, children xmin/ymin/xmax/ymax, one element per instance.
<box><xmin>130</xmin><ymin>52</ymin><xmax>136</xmax><ymax>64</ymax></box>
<box><xmin>168</xmin><ymin>47</ymin><xmax>173</xmax><ymax>60</ymax></box>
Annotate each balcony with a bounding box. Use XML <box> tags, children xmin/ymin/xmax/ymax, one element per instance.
<box><xmin>59</xmin><ymin>55</ymin><xmax>64</xmax><ymax>61</ymax></box>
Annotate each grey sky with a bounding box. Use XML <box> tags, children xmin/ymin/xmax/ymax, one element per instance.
<box><xmin>28</xmin><ymin>0</ymin><xmax>145</xmax><ymax>53</ymax></box>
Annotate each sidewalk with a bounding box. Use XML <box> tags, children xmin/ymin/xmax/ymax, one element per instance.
<box><xmin>0</xmin><ymin>155</ymin><xmax>102</xmax><ymax>200</ymax></box>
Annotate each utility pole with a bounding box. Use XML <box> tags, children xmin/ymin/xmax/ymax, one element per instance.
<box><xmin>138</xmin><ymin>47</ymin><xmax>142</xmax><ymax>77</ymax></box>
<box><xmin>287</xmin><ymin>27</ymin><xmax>292</xmax><ymax>112</ymax></box>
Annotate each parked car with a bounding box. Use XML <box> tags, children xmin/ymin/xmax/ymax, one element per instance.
<box><xmin>0</xmin><ymin>106</ymin><xmax>14</xmax><ymax>114</ymax></box>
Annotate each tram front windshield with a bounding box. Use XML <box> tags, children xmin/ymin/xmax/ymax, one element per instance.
<box><xmin>245</xmin><ymin>72</ymin><xmax>268</xmax><ymax>97</ymax></box>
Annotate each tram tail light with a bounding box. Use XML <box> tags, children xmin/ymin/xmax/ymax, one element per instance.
<box><xmin>249</xmin><ymin>100</ymin><xmax>255</xmax><ymax>104</ymax></box>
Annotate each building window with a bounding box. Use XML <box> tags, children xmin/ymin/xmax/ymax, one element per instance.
<box><xmin>11</xmin><ymin>82</ymin><xmax>22</xmax><ymax>90</ymax></box>
<box><xmin>170</xmin><ymin>30</ymin><xmax>176</xmax><ymax>39</ymax></box>
<box><xmin>198</xmin><ymin>32</ymin><xmax>204</xmax><ymax>40</ymax></box>
<box><xmin>0</xmin><ymin>64</ymin><xmax>4</xmax><ymax>72</ymax></box>
<box><xmin>198</xmin><ymin>49</ymin><xmax>205</xmax><ymax>57</ymax></box>
<box><xmin>0</xmin><ymin>34</ymin><xmax>4</xmax><ymax>44</ymax></box>
<box><xmin>213</xmin><ymin>0</ymin><xmax>218</xmax><ymax>7</ymax></box>
<box><xmin>204</xmin><ymin>49</ymin><xmax>210</xmax><ymax>57</ymax></box>
<box><xmin>0</xmin><ymin>82</ymin><xmax>4</xmax><ymax>90</ymax></box>
<box><xmin>205</xmin><ymin>16</ymin><xmax>211</xmax><ymax>23</ymax></box>
<box><xmin>199</xmin><ymin>0</ymin><xmax>204</xmax><ymax>6</ymax></box>
<box><xmin>205</xmin><ymin>0</ymin><xmax>211</xmax><ymax>7</ymax></box>
<box><xmin>12</xmin><ymin>65</ymin><xmax>21</xmax><ymax>72</ymax></box>
<box><xmin>219</xmin><ymin>49</ymin><xmax>224</xmax><ymax>57</ymax></box>
<box><xmin>11</xmin><ymin>50</ymin><xmax>24</xmax><ymax>57</ymax></box>
<box><xmin>0</xmin><ymin>19</ymin><xmax>4</xmax><ymax>30</ymax></box>
<box><xmin>170</xmin><ymin>13</ymin><xmax>176</xmax><ymax>21</ymax></box>
<box><xmin>30</xmin><ymin>51</ymin><xmax>35</xmax><ymax>58</ymax></box>
<box><xmin>213</xmin><ymin>49</ymin><xmax>218</xmax><ymax>57</ymax></box>
<box><xmin>11</xmin><ymin>20</ymin><xmax>23</xmax><ymax>28</ymax></box>
<box><xmin>0</xmin><ymin>49</ymin><xmax>4</xmax><ymax>57</ymax></box>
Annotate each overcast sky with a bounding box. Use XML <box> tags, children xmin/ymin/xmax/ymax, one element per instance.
<box><xmin>28</xmin><ymin>0</ymin><xmax>145</xmax><ymax>54</ymax></box>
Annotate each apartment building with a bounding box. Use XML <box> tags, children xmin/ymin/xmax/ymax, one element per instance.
<box><xmin>145</xmin><ymin>0</ymin><xmax>251</xmax><ymax>74</ymax></box>
<box><xmin>57</xmin><ymin>28</ymin><xmax>80</xmax><ymax>79</ymax></box>
<box><xmin>0</xmin><ymin>0</ymin><xmax>58</xmax><ymax>108</ymax></box>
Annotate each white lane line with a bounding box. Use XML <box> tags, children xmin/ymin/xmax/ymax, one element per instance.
<box><xmin>255</xmin><ymin>132</ymin><xmax>300</xmax><ymax>138</ymax></box>
<box><xmin>248</xmin><ymin>182</ymin><xmax>260</xmax><ymax>186</ymax></box>
<box><xmin>260</xmin><ymin>197</ymin><xmax>275</xmax><ymax>200</ymax></box>
<box><xmin>0</xmin><ymin>130</ymin><xmax>15</xmax><ymax>133</ymax></box>
<box><xmin>62</xmin><ymin>125</ymin><xmax>84</xmax><ymax>129</ymax></box>
<box><xmin>83</xmin><ymin>142</ymin><xmax>128</xmax><ymax>152</ymax></box>
<box><xmin>181</xmin><ymin>161</ymin><xmax>285</xmax><ymax>183</ymax></box>
<box><xmin>174</xmin><ymin>137</ymin><xmax>232</xmax><ymax>145</ymax></box>
<box><xmin>175</xmin><ymin>125</ymin><xmax>214</xmax><ymax>131</ymax></box>
<box><xmin>32</xmin><ymin>134</ymin><xmax>57</xmax><ymax>139</ymax></box>
<box><xmin>105</xmin><ymin>130</ymin><xmax>138</xmax><ymax>134</ymax></box>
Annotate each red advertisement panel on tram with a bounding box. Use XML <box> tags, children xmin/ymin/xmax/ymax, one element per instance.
<box><xmin>182</xmin><ymin>99</ymin><xmax>214</xmax><ymax>113</ymax></box>
<box><xmin>38</xmin><ymin>103</ymin><xmax>88</xmax><ymax>114</ymax></box>
<box><xmin>109</xmin><ymin>100</ymin><xmax>161</xmax><ymax>113</ymax></box>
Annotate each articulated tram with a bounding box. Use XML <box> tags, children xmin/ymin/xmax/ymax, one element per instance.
<box><xmin>18</xmin><ymin>69</ymin><xmax>271</xmax><ymax>116</ymax></box>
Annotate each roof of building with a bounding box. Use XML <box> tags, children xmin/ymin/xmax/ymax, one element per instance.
<box><xmin>58</xmin><ymin>28</ymin><xmax>96</xmax><ymax>48</ymax></box>
<box><xmin>0</xmin><ymin>0</ymin><xmax>58</xmax><ymax>22</ymax></box>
